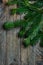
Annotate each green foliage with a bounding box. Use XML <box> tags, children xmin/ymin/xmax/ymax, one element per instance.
<box><xmin>40</xmin><ymin>39</ymin><xmax>43</xmax><ymax>47</ymax></box>
<box><xmin>5</xmin><ymin>0</ymin><xmax>17</xmax><ymax>5</ymax></box>
<box><xmin>10</xmin><ymin>7</ymin><xmax>28</xmax><ymax>15</ymax></box>
<box><xmin>39</xmin><ymin>31</ymin><xmax>43</xmax><ymax>47</ymax></box>
<box><xmin>3</xmin><ymin>20</ymin><xmax>27</xmax><ymax>30</ymax></box>
<box><xmin>3</xmin><ymin>22</ymin><xmax>14</xmax><ymax>30</ymax></box>
<box><xmin>18</xmin><ymin>13</ymin><xmax>41</xmax><ymax>38</ymax></box>
<box><xmin>3</xmin><ymin>0</ymin><xmax>43</xmax><ymax>47</ymax></box>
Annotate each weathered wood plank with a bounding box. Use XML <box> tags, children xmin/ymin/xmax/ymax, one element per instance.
<box><xmin>5</xmin><ymin>4</ymin><xmax>21</xmax><ymax>65</ymax></box>
<box><xmin>1</xmin><ymin>31</ymin><xmax>6</xmax><ymax>65</ymax></box>
<box><xmin>0</xmin><ymin>6</ymin><xmax>7</xmax><ymax>65</ymax></box>
<box><xmin>0</xmin><ymin>4</ymin><xmax>30</xmax><ymax>65</ymax></box>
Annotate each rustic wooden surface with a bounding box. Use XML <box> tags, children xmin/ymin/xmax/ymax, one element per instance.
<box><xmin>0</xmin><ymin>4</ymin><xmax>30</xmax><ymax>65</ymax></box>
<box><xmin>0</xmin><ymin>3</ymin><xmax>43</xmax><ymax>65</ymax></box>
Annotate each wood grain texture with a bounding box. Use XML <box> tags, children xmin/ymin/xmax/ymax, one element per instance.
<box><xmin>0</xmin><ymin>4</ymin><xmax>30</xmax><ymax>65</ymax></box>
<box><xmin>0</xmin><ymin>3</ymin><xmax>43</xmax><ymax>65</ymax></box>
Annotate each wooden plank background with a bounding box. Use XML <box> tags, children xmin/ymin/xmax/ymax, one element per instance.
<box><xmin>0</xmin><ymin>4</ymin><xmax>30</xmax><ymax>65</ymax></box>
<box><xmin>0</xmin><ymin>3</ymin><xmax>43</xmax><ymax>65</ymax></box>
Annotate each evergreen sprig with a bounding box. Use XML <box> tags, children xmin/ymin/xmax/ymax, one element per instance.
<box><xmin>3</xmin><ymin>0</ymin><xmax>43</xmax><ymax>47</ymax></box>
